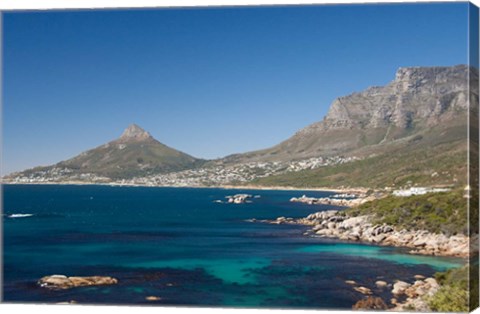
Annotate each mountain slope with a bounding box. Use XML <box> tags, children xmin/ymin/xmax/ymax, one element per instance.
<box><xmin>222</xmin><ymin>65</ymin><xmax>474</xmax><ymax>164</ymax></box>
<box><xmin>14</xmin><ymin>124</ymin><xmax>205</xmax><ymax>180</ymax></box>
<box><xmin>6</xmin><ymin>65</ymin><xmax>476</xmax><ymax>188</ymax></box>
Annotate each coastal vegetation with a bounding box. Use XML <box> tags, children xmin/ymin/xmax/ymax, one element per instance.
<box><xmin>346</xmin><ymin>189</ymin><xmax>471</xmax><ymax>235</ymax></box>
<box><xmin>251</xmin><ymin>136</ymin><xmax>466</xmax><ymax>189</ymax></box>
<box><xmin>428</xmin><ymin>266</ymin><xmax>470</xmax><ymax>312</ymax></box>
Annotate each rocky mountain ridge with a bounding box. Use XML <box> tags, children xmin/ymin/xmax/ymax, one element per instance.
<box><xmin>222</xmin><ymin>65</ymin><xmax>475</xmax><ymax>163</ymax></box>
<box><xmin>321</xmin><ymin>65</ymin><xmax>469</xmax><ymax>130</ymax></box>
<box><xmin>119</xmin><ymin>124</ymin><xmax>153</xmax><ymax>142</ymax></box>
<box><xmin>5</xmin><ymin>65</ymin><xmax>476</xmax><ymax>185</ymax></box>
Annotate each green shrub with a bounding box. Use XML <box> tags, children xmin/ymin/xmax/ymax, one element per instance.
<box><xmin>346</xmin><ymin>190</ymin><xmax>468</xmax><ymax>235</ymax></box>
<box><xmin>429</xmin><ymin>265</ymin><xmax>471</xmax><ymax>312</ymax></box>
<box><xmin>428</xmin><ymin>285</ymin><xmax>469</xmax><ymax>312</ymax></box>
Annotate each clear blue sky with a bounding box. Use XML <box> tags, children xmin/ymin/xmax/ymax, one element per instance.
<box><xmin>2</xmin><ymin>3</ymin><xmax>470</xmax><ymax>174</ymax></box>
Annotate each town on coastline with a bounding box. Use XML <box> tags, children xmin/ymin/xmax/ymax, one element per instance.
<box><xmin>4</xmin><ymin>155</ymin><xmax>360</xmax><ymax>187</ymax></box>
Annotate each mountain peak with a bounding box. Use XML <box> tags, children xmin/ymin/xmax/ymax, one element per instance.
<box><xmin>119</xmin><ymin>124</ymin><xmax>152</xmax><ymax>141</ymax></box>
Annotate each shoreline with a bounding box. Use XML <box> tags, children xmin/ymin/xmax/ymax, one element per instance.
<box><xmin>262</xmin><ymin>210</ymin><xmax>472</xmax><ymax>259</ymax></box>
<box><xmin>1</xmin><ymin>181</ymin><xmax>369</xmax><ymax>194</ymax></box>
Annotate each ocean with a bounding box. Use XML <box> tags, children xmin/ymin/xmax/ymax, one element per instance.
<box><xmin>2</xmin><ymin>184</ymin><xmax>463</xmax><ymax>308</ymax></box>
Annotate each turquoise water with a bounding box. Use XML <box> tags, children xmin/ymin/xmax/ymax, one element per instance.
<box><xmin>2</xmin><ymin>184</ymin><xmax>464</xmax><ymax>308</ymax></box>
<box><xmin>297</xmin><ymin>243</ymin><xmax>462</xmax><ymax>270</ymax></box>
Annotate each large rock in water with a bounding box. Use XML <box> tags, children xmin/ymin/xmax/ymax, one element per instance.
<box><xmin>38</xmin><ymin>275</ymin><xmax>118</xmax><ymax>290</ymax></box>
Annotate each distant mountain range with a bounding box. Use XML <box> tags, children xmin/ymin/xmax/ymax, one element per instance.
<box><xmin>6</xmin><ymin>65</ymin><xmax>478</xmax><ymax>188</ymax></box>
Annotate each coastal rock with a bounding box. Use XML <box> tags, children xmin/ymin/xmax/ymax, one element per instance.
<box><xmin>371</xmin><ymin>234</ymin><xmax>387</xmax><ymax>243</ymax></box>
<box><xmin>327</xmin><ymin>222</ymin><xmax>337</xmax><ymax>229</ymax></box>
<box><xmin>260</xmin><ymin>209</ymin><xmax>470</xmax><ymax>257</ymax></box>
<box><xmin>352</xmin><ymin>296</ymin><xmax>388</xmax><ymax>310</ymax></box>
<box><xmin>353</xmin><ymin>286</ymin><xmax>372</xmax><ymax>295</ymax></box>
<box><xmin>375</xmin><ymin>280</ymin><xmax>388</xmax><ymax>288</ymax></box>
<box><xmin>38</xmin><ymin>275</ymin><xmax>118</xmax><ymax>290</ymax></box>
<box><xmin>345</xmin><ymin>280</ymin><xmax>357</xmax><ymax>285</ymax></box>
<box><xmin>413</xmin><ymin>239</ymin><xmax>427</xmax><ymax>247</ymax></box>
<box><xmin>226</xmin><ymin>194</ymin><xmax>253</xmax><ymax>204</ymax></box>
<box><xmin>290</xmin><ymin>195</ymin><xmax>371</xmax><ymax>207</ymax></box>
<box><xmin>329</xmin><ymin>216</ymin><xmax>345</xmax><ymax>223</ymax></box>
<box><xmin>307</xmin><ymin>210</ymin><xmax>339</xmax><ymax>221</ymax></box>
<box><xmin>392</xmin><ymin>281</ymin><xmax>411</xmax><ymax>295</ymax></box>
<box><xmin>390</xmin><ymin>277</ymin><xmax>440</xmax><ymax>311</ymax></box>
<box><xmin>347</xmin><ymin>233</ymin><xmax>360</xmax><ymax>241</ymax></box>
<box><xmin>340</xmin><ymin>216</ymin><xmax>368</xmax><ymax>229</ymax></box>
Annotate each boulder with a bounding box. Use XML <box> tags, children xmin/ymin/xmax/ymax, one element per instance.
<box><xmin>329</xmin><ymin>216</ymin><xmax>345</xmax><ymax>223</ymax></box>
<box><xmin>354</xmin><ymin>286</ymin><xmax>372</xmax><ymax>295</ymax></box>
<box><xmin>392</xmin><ymin>281</ymin><xmax>411</xmax><ymax>295</ymax></box>
<box><xmin>375</xmin><ymin>280</ymin><xmax>388</xmax><ymax>288</ymax></box>
<box><xmin>38</xmin><ymin>275</ymin><xmax>118</xmax><ymax>290</ymax></box>
<box><xmin>371</xmin><ymin>234</ymin><xmax>387</xmax><ymax>243</ymax></box>
<box><xmin>413</xmin><ymin>238</ymin><xmax>427</xmax><ymax>247</ymax></box>
<box><xmin>347</xmin><ymin>233</ymin><xmax>360</xmax><ymax>241</ymax></box>
<box><xmin>382</xmin><ymin>225</ymin><xmax>394</xmax><ymax>233</ymax></box>
<box><xmin>382</xmin><ymin>234</ymin><xmax>399</xmax><ymax>245</ymax></box>
<box><xmin>312</xmin><ymin>224</ymin><xmax>323</xmax><ymax>231</ymax></box>
<box><xmin>38</xmin><ymin>275</ymin><xmax>73</xmax><ymax>289</ymax></box>
<box><xmin>424</xmin><ymin>278</ymin><xmax>439</xmax><ymax>289</ymax></box>
<box><xmin>327</xmin><ymin>222</ymin><xmax>337</xmax><ymax>229</ymax></box>
<box><xmin>340</xmin><ymin>216</ymin><xmax>367</xmax><ymax>229</ymax></box>
<box><xmin>352</xmin><ymin>296</ymin><xmax>388</xmax><ymax>310</ymax></box>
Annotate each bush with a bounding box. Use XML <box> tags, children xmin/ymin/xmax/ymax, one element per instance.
<box><xmin>347</xmin><ymin>190</ymin><xmax>468</xmax><ymax>235</ymax></box>
<box><xmin>428</xmin><ymin>285</ymin><xmax>469</xmax><ymax>312</ymax></box>
<box><xmin>429</xmin><ymin>265</ymin><xmax>470</xmax><ymax>312</ymax></box>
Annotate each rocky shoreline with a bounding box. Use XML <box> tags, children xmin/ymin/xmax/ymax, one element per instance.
<box><xmin>256</xmin><ymin>208</ymin><xmax>472</xmax><ymax>311</ymax></box>
<box><xmin>290</xmin><ymin>194</ymin><xmax>374</xmax><ymax>207</ymax></box>
<box><xmin>350</xmin><ymin>275</ymin><xmax>441</xmax><ymax>311</ymax></box>
<box><xmin>262</xmin><ymin>210</ymin><xmax>471</xmax><ymax>257</ymax></box>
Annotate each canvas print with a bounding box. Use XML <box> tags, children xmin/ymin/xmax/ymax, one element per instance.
<box><xmin>1</xmin><ymin>2</ymin><xmax>479</xmax><ymax>312</ymax></box>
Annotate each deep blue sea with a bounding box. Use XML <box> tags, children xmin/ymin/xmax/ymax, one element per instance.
<box><xmin>2</xmin><ymin>185</ymin><xmax>464</xmax><ymax>309</ymax></box>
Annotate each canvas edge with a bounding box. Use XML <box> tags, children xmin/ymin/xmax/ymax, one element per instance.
<box><xmin>468</xmin><ymin>1</ymin><xmax>480</xmax><ymax>312</ymax></box>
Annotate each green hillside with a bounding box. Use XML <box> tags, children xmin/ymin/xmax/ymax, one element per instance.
<box><xmin>346</xmin><ymin>189</ymin><xmax>470</xmax><ymax>235</ymax></box>
<box><xmin>251</xmin><ymin>123</ymin><xmax>467</xmax><ymax>189</ymax></box>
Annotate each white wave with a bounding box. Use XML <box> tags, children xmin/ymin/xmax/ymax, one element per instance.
<box><xmin>8</xmin><ymin>213</ymin><xmax>34</xmax><ymax>218</ymax></box>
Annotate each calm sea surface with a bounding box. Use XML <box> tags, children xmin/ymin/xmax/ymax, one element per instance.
<box><xmin>2</xmin><ymin>184</ymin><xmax>463</xmax><ymax>308</ymax></box>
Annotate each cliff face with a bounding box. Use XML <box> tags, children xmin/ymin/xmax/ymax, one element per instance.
<box><xmin>315</xmin><ymin>65</ymin><xmax>470</xmax><ymax>131</ymax></box>
<box><xmin>225</xmin><ymin>65</ymin><xmax>475</xmax><ymax>163</ymax></box>
<box><xmin>119</xmin><ymin>124</ymin><xmax>154</xmax><ymax>142</ymax></box>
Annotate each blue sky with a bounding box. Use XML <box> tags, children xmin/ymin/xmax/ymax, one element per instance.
<box><xmin>2</xmin><ymin>3</ymin><xmax>470</xmax><ymax>174</ymax></box>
